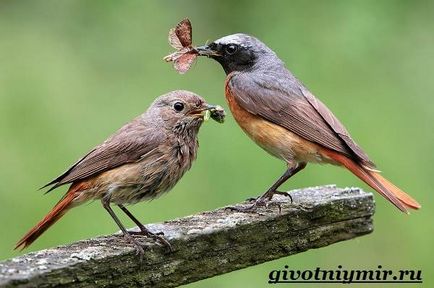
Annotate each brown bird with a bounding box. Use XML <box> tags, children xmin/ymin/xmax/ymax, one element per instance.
<box><xmin>196</xmin><ymin>34</ymin><xmax>420</xmax><ymax>213</ymax></box>
<box><xmin>16</xmin><ymin>90</ymin><xmax>222</xmax><ymax>255</ymax></box>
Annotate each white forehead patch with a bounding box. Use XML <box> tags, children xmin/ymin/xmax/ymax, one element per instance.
<box><xmin>214</xmin><ymin>33</ymin><xmax>247</xmax><ymax>46</ymax></box>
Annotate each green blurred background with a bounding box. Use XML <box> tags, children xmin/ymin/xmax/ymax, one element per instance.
<box><xmin>1</xmin><ymin>0</ymin><xmax>433</xmax><ymax>287</ymax></box>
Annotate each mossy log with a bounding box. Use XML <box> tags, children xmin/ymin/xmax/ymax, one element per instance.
<box><xmin>0</xmin><ymin>185</ymin><xmax>374</xmax><ymax>287</ymax></box>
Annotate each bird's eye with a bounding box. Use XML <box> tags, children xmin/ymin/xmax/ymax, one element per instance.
<box><xmin>225</xmin><ymin>44</ymin><xmax>238</xmax><ymax>55</ymax></box>
<box><xmin>173</xmin><ymin>102</ymin><xmax>184</xmax><ymax>112</ymax></box>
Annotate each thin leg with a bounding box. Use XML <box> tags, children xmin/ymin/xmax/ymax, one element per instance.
<box><xmin>101</xmin><ymin>197</ymin><xmax>144</xmax><ymax>259</ymax></box>
<box><xmin>260</xmin><ymin>162</ymin><xmax>307</xmax><ymax>202</ymax></box>
<box><xmin>229</xmin><ymin>162</ymin><xmax>307</xmax><ymax>212</ymax></box>
<box><xmin>245</xmin><ymin>168</ymin><xmax>296</xmax><ymax>202</ymax></box>
<box><xmin>118</xmin><ymin>204</ymin><xmax>172</xmax><ymax>251</ymax></box>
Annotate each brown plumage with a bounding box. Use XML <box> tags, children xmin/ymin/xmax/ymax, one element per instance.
<box><xmin>197</xmin><ymin>33</ymin><xmax>420</xmax><ymax>213</ymax></box>
<box><xmin>16</xmin><ymin>90</ymin><xmax>223</xmax><ymax>255</ymax></box>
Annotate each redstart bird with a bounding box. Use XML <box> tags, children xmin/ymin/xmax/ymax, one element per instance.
<box><xmin>195</xmin><ymin>34</ymin><xmax>420</xmax><ymax>213</ymax></box>
<box><xmin>16</xmin><ymin>90</ymin><xmax>223</xmax><ymax>256</ymax></box>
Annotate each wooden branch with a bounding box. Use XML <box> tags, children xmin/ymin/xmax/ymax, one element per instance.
<box><xmin>0</xmin><ymin>185</ymin><xmax>374</xmax><ymax>288</ymax></box>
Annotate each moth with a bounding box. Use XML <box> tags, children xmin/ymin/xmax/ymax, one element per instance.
<box><xmin>163</xmin><ymin>18</ymin><xmax>198</xmax><ymax>74</ymax></box>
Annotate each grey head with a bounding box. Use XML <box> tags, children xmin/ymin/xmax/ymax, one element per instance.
<box><xmin>146</xmin><ymin>90</ymin><xmax>216</xmax><ymax>136</ymax></box>
<box><xmin>196</xmin><ymin>33</ymin><xmax>284</xmax><ymax>75</ymax></box>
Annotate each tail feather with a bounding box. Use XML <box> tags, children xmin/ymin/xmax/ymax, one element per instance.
<box><xmin>15</xmin><ymin>188</ymin><xmax>80</xmax><ymax>250</ymax></box>
<box><xmin>372</xmin><ymin>172</ymin><xmax>421</xmax><ymax>210</ymax></box>
<box><xmin>322</xmin><ymin>149</ymin><xmax>420</xmax><ymax>213</ymax></box>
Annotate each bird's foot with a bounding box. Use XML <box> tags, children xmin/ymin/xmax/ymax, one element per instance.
<box><xmin>245</xmin><ymin>196</ymin><xmax>258</xmax><ymax>202</ymax></box>
<box><xmin>272</xmin><ymin>191</ymin><xmax>293</xmax><ymax>204</ymax></box>
<box><xmin>122</xmin><ymin>232</ymin><xmax>145</xmax><ymax>261</ymax></box>
<box><xmin>129</xmin><ymin>227</ymin><xmax>172</xmax><ymax>252</ymax></box>
<box><xmin>225</xmin><ymin>198</ymin><xmax>266</xmax><ymax>213</ymax></box>
<box><xmin>227</xmin><ymin>190</ymin><xmax>292</xmax><ymax>214</ymax></box>
<box><xmin>226</xmin><ymin>197</ymin><xmax>282</xmax><ymax>213</ymax></box>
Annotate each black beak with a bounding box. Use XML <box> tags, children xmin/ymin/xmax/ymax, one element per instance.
<box><xmin>189</xmin><ymin>103</ymin><xmax>217</xmax><ymax>117</ymax></box>
<box><xmin>194</xmin><ymin>45</ymin><xmax>221</xmax><ymax>57</ymax></box>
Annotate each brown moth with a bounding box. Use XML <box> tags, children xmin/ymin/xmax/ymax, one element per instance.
<box><xmin>164</xmin><ymin>18</ymin><xmax>198</xmax><ymax>74</ymax></box>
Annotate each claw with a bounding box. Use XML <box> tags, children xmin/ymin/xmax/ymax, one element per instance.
<box><xmin>264</xmin><ymin>201</ymin><xmax>283</xmax><ymax>214</ymax></box>
<box><xmin>129</xmin><ymin>229</ymin><xmax>172</xmax><ymax>252</ymax></box>
<box><xmin>273</xmin><ymin>191</ymin><xmax>293</xmax><ymax>204</ymax></box>
<box><xmin>122</xmin><ymin>233</ymin><xmax>145</xmax><ymax>261</ymax></box>
<box><xmin>153</xmin><ymin>234</ymin><xmax>173</xmax><ymax>252</ymax></box>
<box><xmin>227</xmin><ymin>190</ymin><xmax>292</xmax><ymax>214</ymax></box>
<box><xmin>245</xmin><ymin>196</ymin><xmax>258</xmax><ymax>202</ymax></box>
<box><xmin>225</xmin><ymin>203</ymin><xmax>261</xmax><ymax>213</ymax></box>
<box><xmin>225</xmin><ymin>197</ymin><xmax>268</xmax><ymax>213</ymax></box>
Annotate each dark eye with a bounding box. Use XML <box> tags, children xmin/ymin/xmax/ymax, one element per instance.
<box><xmin>173</xmin><ymin>102</ymin><xmax>184</xmax><ymax>112</ymax></box>
<box><xmin>225</xmin><ymin>44</ymin><xmax>238</xmax><ymax>55</ymax></box>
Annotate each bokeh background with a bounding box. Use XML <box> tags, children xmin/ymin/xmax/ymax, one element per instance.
<box><xmin>1</xmin><ymin>0</ymin><xmax>433</xmax><ymax>287</ymax></box>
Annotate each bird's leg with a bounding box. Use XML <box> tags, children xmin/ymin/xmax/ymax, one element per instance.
<box><xmin>118</xmin><ymin>204</ymin><xmax>172</xmax><ymax>252</ymax></box>
<box><xmin>101</xmin><ymin>197</ymin><xmax>145</xmax><ymax>260</ymax></box>
<box><xmin>229</xmin><ymin>162</ymin><xmax>307</xmax><ymax>212</ymax></box>
<box><xmin>259</xmin><ymin>162</ymin><xmax>307</xmax><ymax>204</ymax></box>
<box><xmin>245</xmin><ymin>169</ymin><xmax>295</xmax><ymax>202</ymax></box>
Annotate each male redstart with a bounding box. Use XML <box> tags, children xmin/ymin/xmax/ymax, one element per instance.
<box><xmin>16</xmin><ymin>90</ymin><xmax>223</xmax><ymax>256</ymax></box>
<box><xmin>196</xmin><ymin>34</ymin><xmax>420</xmax><ymax>213</ymax></box>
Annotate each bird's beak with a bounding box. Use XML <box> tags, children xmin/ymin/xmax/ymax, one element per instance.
<box><xmin>189</xmin><ymin>104</ymin><xmax>217</xmax><ymax>119</ymax></box>
<box><xmin>194</xmin><ymin>45</ymin><xmax>221</xmax><ymax>57</ymax></box>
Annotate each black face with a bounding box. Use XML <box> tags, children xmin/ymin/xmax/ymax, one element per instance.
<box><xmin>200</xmin><ymin>42</ymin><xmax>256</xmax><ymax>74</ymax></box>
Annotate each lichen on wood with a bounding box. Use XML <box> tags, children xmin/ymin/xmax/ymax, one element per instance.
<box><xmin>0</xmin><ymin>185</ymin><xmax>374</xmax><ymax>288</ymax></box>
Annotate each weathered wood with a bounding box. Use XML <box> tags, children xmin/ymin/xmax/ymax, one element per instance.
<box><xmin>0</xmin><ymin>185</ymin><xmax>374</xmax><ymax>288</ymax></box>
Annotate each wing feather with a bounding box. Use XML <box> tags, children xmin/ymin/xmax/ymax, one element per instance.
<box><xmin>228</xmin><ymin>72</ymin><xmax>374</xmax><ymax>167</ymax></box>
<box><xmin>43</xmin><ymin>117</ymin><xmax>165</xmax><ymax>192</ymax></box>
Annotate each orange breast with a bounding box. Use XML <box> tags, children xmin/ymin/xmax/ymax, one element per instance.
<box><xmin>225</xmin><ymin>78</ymin><xmax>333</xmax><ymax>165</ymax></box>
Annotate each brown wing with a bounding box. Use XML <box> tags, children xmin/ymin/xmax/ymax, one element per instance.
<box><xmin>43</xmin><ymin>117</ymin><xmax>165</xmax><ymax>192</ymax></box>
<box><xmin>227</xmin><ymin>72</ymin><xmax>375</xmax><ymax>167</ymax></box>
<box><xmin>299</xmin><ymin>87</ymin><xmax>373</xmax><ymax>166</ymax></box>
<box><xmin>174</xmin><ymin>51</ymin><xmax>197</xmax><ymax>74</ymax></box>
<box><xmin>175</xmin><ymin>18</ymin><xmax>192</xmax><ymax>47</ymax></box>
